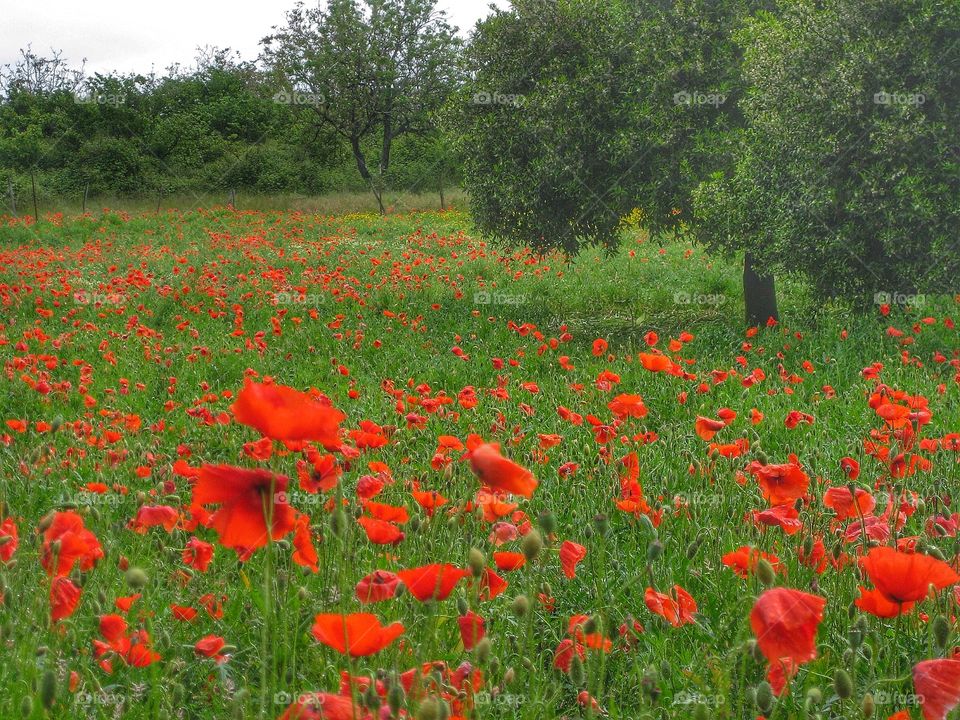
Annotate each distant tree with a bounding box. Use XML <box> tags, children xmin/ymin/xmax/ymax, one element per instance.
<box><xmin>694</xmin><ymin>0</ymin><xmax>960</xmax><ymax>305</ymax></box>
<box><xmin>264</xmin><ymin>0</ymin><xmax>464</xmax><ymax>212</ymax></box>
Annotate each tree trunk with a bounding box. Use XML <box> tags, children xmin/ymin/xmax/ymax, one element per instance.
<box><xmin>351</xmin><ymin>137</ymin><xmax>385</xmax><ymax>214</ymax></box>
<box><xmin>743</xmin><ymin>252</ymin><xmax>779</xmax><ymax>326</ymax></box>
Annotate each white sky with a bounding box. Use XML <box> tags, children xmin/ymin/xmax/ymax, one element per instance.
<box><xmin>0</xmin><ymin>0</ymin><xmax>508</xmax><ymax>76</ymax></box>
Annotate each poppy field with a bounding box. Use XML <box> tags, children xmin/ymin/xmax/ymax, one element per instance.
<box><xmin>1</xmin><ymin>208</ymin><xmax>960</xmax><ymax>720</ymax></box>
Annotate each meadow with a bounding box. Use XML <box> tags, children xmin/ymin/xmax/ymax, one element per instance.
<box><xmin>0</xmin><ymin>208</ymin><xmax>958</xmax><ymax>719</ymax></box>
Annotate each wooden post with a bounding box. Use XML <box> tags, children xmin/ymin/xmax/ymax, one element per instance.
<box><xmin>228</xmin><ymin>188</ymin><xmax>236</xmax><ymax>208</ymax></box>
<box><xmin>30</xmin><ymin>172</ymin><xmax>39</xmax><ymax>224</ymax></box>
<box><xmin>82</xmin><ymin>182</ymin><xmax>89</xmax><ymax>214</ymax></box>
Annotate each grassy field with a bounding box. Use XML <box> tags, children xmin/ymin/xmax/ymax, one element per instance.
<box><xmin>0</xmin><ymin>208</ymin><xmax>958</xmax><ymax>719</ymax></box>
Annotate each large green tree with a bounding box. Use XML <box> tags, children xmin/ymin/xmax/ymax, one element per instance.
<box><xmin>264</xmin><ymin>0</ymin><xmax>464</xmax><ymax>212</ymax></box>
<box><xmin>694</xmin><ymin>0</ymin><xmax>960</xmax><ymax>304</ymax></box>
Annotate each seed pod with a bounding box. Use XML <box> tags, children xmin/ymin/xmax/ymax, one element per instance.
<box><xmin>862</xmin><ymin>692</ymin><xmax>875</xmax><ymax>717</ymax></box>
<box><xmin>521</xmin><ymin>530</ymin><xmax>543</xmax><ymax>561</ymax></box>
<box><xmin>833</xmin><ymin>669</ymin><xmax>853</xmax><ymax>699</ymax></box>
<box><xmin>415</xmin><ymin>697</ymin><xmax>440</xmax><ymax>720</ymax></box>
<box><xmin>755</xmin><ymin>681</ymin><xmax>774</xmax><ymax>714</ymax></box>
<box><xmin>125</xmin><ymin>567</ymin><xmax>149</xmax><ymax>588</ymax></box>
<box><xmin>511</xmin><ymin>594</ymin><xmax>529</xmax><ymax>617</ymax></box>
<box><xmin>19</xmin><ymin>696</ymin><xmax>32</xmax><ymax>718</ymax></box>
<box><xmin>40</xmin><ymin>669</ymin><xmax>57</xmax><ymax>709</ymax></box>
<box><xmin>569</xmin><ymin>654</ymin><xmax>586</xmax><ymax>687</ymax></box>
<box><xmin>756</xmin><ymin>558</ymin><xmax>776</xmax><ymax>587</ymax></box>
<box><xmin>933</xmin><ymin>615</ymin><xmax>950</xmax><ymax>650</ymax></box>
<box><xmin>538</xmin><ymin>511</ymin><xmax>556</xmax><ymax>534</ymax></box>
<box><xmin>647</xmin><ymin>540</ymin><xmax>665</xmax><ymax>563</ymax></box>
<box><xmin>467</xmin><ymin>548</ymin><xmax>486</xmax><ymax>577</ymax></box>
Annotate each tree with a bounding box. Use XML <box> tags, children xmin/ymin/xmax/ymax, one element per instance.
<box><xmin>264</xmin><ymin>0</ymin><xmax>463</xmax><ymax>212</ymax></box>
<box><xmin>694</xmin><ymin>0</ymin><xmax>960</xmax><ymax>306</ymax></box>
<box><xmin>455</xmin><ymin>0</ymin><xmax>774</xmax><ymax>320</ymax></box>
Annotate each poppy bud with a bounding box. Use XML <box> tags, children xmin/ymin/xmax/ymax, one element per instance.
<box><xmin>755</xmin><ymin>681</ymin><xmax>774</xmax><ymax>714</ymax></box>
<box><xmin>40</xmin><ymin>669</ymin><xmax>56</xmax><ymax>709</ymax></box>
<box><xmin>330</xmin><ymin>507</ymin><xmax>348</xmax><ymax>536</ymax></box>
<box><xmin>927</xmin><ymin>546</ymin><xmax>946</xmax><ymax>561</ymax></box>
<box><xmin>933</xmin><ymin>614</ymin><xmax>950</xmax><ymax>650</ymax></box>
<box><xmin>583</xmin><ymin>616</ymin><xmax>598</xmax><ymax>634</ymax></box>
<box><xmin>805</xmin><ymin>687</ymin><xmax>822</xmax><ymax>707</ymax></box>
<box><xmin>802</xmin><ymin>534</ymin><xmax>814</xmax><ymax>556</ymax></box>
<box><xmin>474</xmin><ymin>637</ymin><xmax>492</xmax><ymax>664</ymax></box>
<box><xmin>467</xmin><ymin>548</ymin><xmax>486</xmax><ymax>577</ymax></box>
<box><xmin>685</xmin><ymin>539</ymin><xmax>701</xmax><ymax>559</ymax></box>
<box><xmin>125</xmin><ymin>567</ymin><xmax>149</xmax><ymax>588</ymax></box>
<box><xmin>456</xmin><ymin>596</ymin><xmax>468</xmax><ymax>615</ymax></box>
<box><xmin>756</xmin><ymin>558</ymin><xmax>776</xmax><ymax>587</ymax></box>
<box><xmin>593</xmin><ymin>513</ymin><xmax>610</xmax><ymax>536</ymax></box>
<box><xmin>521</xmin><ymin>657</ymin><xmax>534</xmax><ymax>671</ymax></box>
<box><xmin>569</xmin><ymin>654</ymin><xmax>586</xmax><ymax>687</ymax></box>
<box><xmin>521</xmin><ymin>530</ymin><xmax>543</xmax><ymax>561</ymax></box>
<box><xmin>540</xmin><ymin>582</ymin><xmax>553</xmax><ymax>597</ymax></box>
<box><xmin>490</xmin><ymin>657</ymin><xmax>500</xmax><ymax>675</ymax></box>
<box><xmin>37</xmin><ymin>511</ymin><xmax>55</xmax><ymax>533</ymax></box>
<box><xmin>538</xmin><ymin>511</ymin><xmax>556</xmax><ymax>534</ymax></box>
<box><xmin>503</xmin><ymin>667</ymin><xmax>516</xmax><ymax>686</ymax></box>
<box><xmin>415</xmin><ymin>697</ymin><xmax>440</xmax><ymax>720</ymax></box>
<box><xmin>693</xmin><ymin>703</ymin><xmax>709</xmax><ymax>720</ymax></box>
<box><xmin>833</xmin><ymin>669</ymin><xmax>853</xmax><ymax>699</ymax></box>
<box><xmin>583</xmin><ymin>524</ymin><xmax>594</xmax><ymax>539</ymax></box>
<box><xmin>638</xmin><ymin>514</ymin><xmax>657</xmax><ymax>536</ymax></box>
<box><xmin>749</xmin><ymin>640</ymin><xmax>764</xmax><ymax>664</ymax></box>
<box><xmin>298</xmin><ymin>586</ymin><xmax>309</xmax><ymax>601</ymax></box>
<box><xmin>51</xmin><ymin>416</ymin><xmax>63</xmax><ymax>432</ymax></box>
<box><xmin>848</xmin><ymin>624</ymin><xmax>863</xmax><ymax>649</ymax></box>
<box><xmin>862</xmin><ymin>692</ymin><xmax>875</xmax><ymax>718</ymax></box>
<box><xmin>861</xmin><ymin>644</ymin><xmax>872</xmax><ymax>662</ymax></box>
<box><xmin>511</xmin><ymin>594</ymin><xmax>529</xmax><ymax>617</ymax></box>
<box><xmin>647</xmin><ymin>540</ymin><xmax>664</xmax><ymax>563</ymax></box>
<box><xmin>20</xmin><ymin>696</ymin><xmax>32</xmax><ymax>718</ymax></box>
<box><xmin>842</xmin><ymin>648</ymin><xmax>855</xmax><ymax>665</ymax></box>
<box><xmin>409</xmin><ymin>516</ymin><xmax>421</xmax><ymax>533</ymax></box>
<box><xmin>754</xmin><ymin>450</ymin><xmax>769</xmax><ymax>464</ymax></box>
<box><xmin>387</xmin><ymin>682</ymin><xmax>405</xmax><ymax>715</ymax></box>
<box><xmin>363</xmin><ymin>684</ymin><xmax>381</xmax><ymax>711</ymax></box>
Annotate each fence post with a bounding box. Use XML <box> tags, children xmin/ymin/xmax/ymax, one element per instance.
<box><xmin>30</xmin><ymin>172</ymin><xmax>39</xmax><ymax>224</ymax></box>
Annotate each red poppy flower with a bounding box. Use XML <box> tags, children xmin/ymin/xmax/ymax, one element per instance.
<box><xmin>191</xmin><ymin>464</ymin><xmax>296</xmax><ymax>554</ymax></box>
<box><xmin>750</xmin><ymin>587</ymin><xmax>826</xmax><ymax>667</ymax></box>
<box><xmin>467</xmin><ymin>440</ymin><xmax>538</xmax><ymax>498</ymax></box>
<box><xmin>553</xmin><ymin>637</ymin><xmax>586</xmax><ymax>671</ymax></box>
<box><xmin>914</xmin><ymin>658</ymin><xmax>960</xmax><ymax>720</ymax></box>
<box><xmin>746</xmin><ymin>460</ymin><xmax>810</xmax><ymax>506</ymax></box>
<box><xmin>357</xmin><ymin>516</ymin><xmax>405</xmax><ymax>545</ymax></box>
<box><xmin>458</xmin><ymin>612</ymin><xmax>486</xmax><ymax>650</ymax></box>
<box><xmin>559</xmin><ymin>541</ymin><xmax>587</xmax><ymax>579</ymax></box>
<box><xmin>856</xmin><ymin>547</ymin><xmax>959</xmax><ymax>617</ymax></box>
<box><xmin>823</xmin><ymin>486</ymin><xmax>876</xmax><ymax>521</ymax></box>
<box><xmin>397</xmin><ymin>563</ymin><xmax>470</xmax><ymax>601</ymax></box>
<box><xmin>170</xmin><ymin>604</ymin><xmax>198</xmax><ymax>621</ymax></box>
<box><xmin>292</xmin><ymin>514</ymin><xmax>319</xmax><ymax>572</ymax></box>
<box><xmin>41</xmin><ymin>511</ymin><xmax>104</xmax><ymax>577</ymax></box>
<box><xmin>608</xmin><ymin>394</ymin><xmax>649</xmax><ymax>419</ymax></box>
<box><xmin>721</xmin><ymin>546</ymin><xmax>783</xmax><ymax>579</ymax></box>
<box><xmin>311</xmin><ymin>613</ymin><xmax>404</xmax><ymax>657</ymax></box>
<box><xmin>0</xmin><ymin>517</ymin><xmax>18</xmax><ymax>563</ymax></box>
<box><xmin>493</xmin><ymin>551</ymin><xmax>527</xmax><ymax>571</ymax></box>
<box><xmin>645</xmin><ymin>586</ymin><xmax>697</xmax><ymax>627</ymax></box>
<box><xmin>194</xmin><ymin>634</ymin><xmax>226</xmax><ymax>658</ymax></box>
<box><xmin>50</xmin><ymin>576</ymin><xmax>81</xmax><ymax>621</ymax></box>
<box><xmin>695</xmin><ymin>416</ymin><xmax>726</xmax><ymax>441</ymax></box>
<box><xmin>355</xmin><ymin>570</ymin><xmax>401</xmax><ymax>604</ymax></box>
<box><xmin>182</xmin><ymin>537</ymin><xmax>214</xmax><ymax>572</ymax></box>
<box><xmin>231</xmin><ymin>381</ymin><xmax>344</xmax><ymax>446</ymax></box>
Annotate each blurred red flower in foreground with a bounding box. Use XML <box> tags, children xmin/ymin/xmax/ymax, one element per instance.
<box><xmin>231</xmin><ymin>381</ymin><xmax>344</xmax><ymax>446</ymax></box>
<box><xmin>466</xmin><ymin>437</ymin><xmax>538</xmax><ymax>498</ymax></box>
<box><xmin>397</xmin><ymin>563</ymin><xmax>470</xmax><ymax>601</ymax></box>
<box><xmin>311</xmin><ymin>613</ymin><xmax>404</xmax><ymax>657</ymax></box>
<box><xmin>750</xmin><ymin>587</ymin><xmax>826</xmax><ymax>694</ymax></box>
<box><xmin>914</xmin><ymin>658</ymin><xmax>960</xmax><ymax>720</ymax></box>
<box><xmin>192</xmin><ymin>464</ymin><xmax>296</xmax><ymax>554</ymax></box>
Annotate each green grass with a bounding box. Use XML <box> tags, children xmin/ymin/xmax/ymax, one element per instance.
<box><xmin>0</xmin><ymin>208</ymin><xmax>957</xmax><ymax>719</ymax></box>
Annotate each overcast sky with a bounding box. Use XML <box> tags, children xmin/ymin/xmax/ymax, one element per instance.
<box><xmin>0</xmin><ymin>0</ymin><xmax>508</xmax><ymax>77</ymax></box>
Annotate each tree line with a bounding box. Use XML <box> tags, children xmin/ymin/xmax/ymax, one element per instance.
<box><xmin>2</xmin><ymin>0</ymin><xmax>957</xmax><ymax>318</ymax></box>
